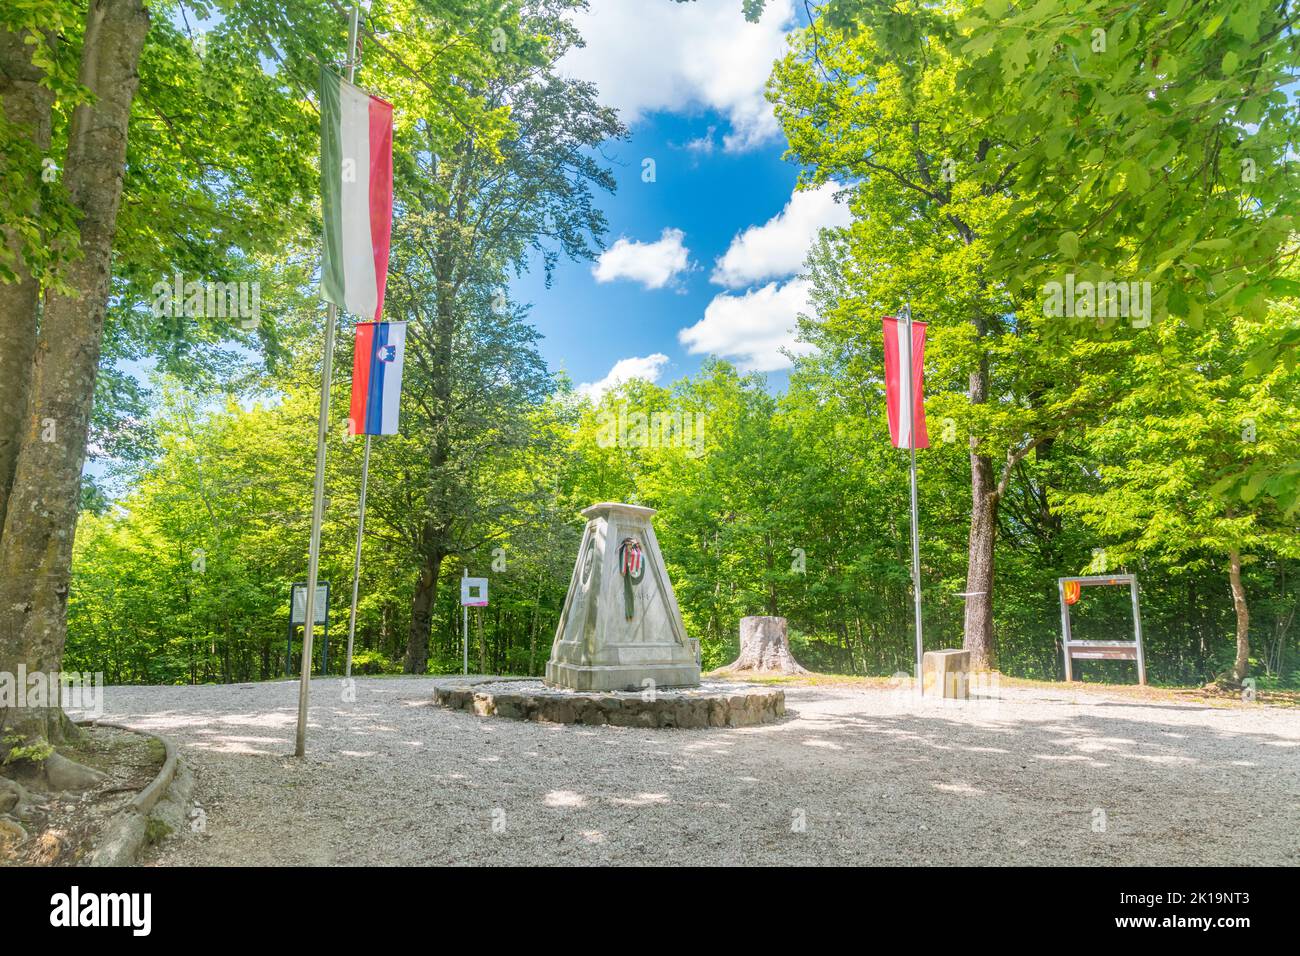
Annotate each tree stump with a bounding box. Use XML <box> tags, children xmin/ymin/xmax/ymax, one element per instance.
<box><xmin>724</xmin><ymin>616</ymin><xmax>808</xmax><ymax>675</ymax></box>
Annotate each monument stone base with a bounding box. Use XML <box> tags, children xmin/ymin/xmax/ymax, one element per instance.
<box><xmin>545</xmin><ymin>660</ymin><xmax>700</xmax><ymax>692</ymax></box>
<box><xmin>433</xmin><ymin>677</ymin><xmax>784</xmax><ymax>728</ymax></box>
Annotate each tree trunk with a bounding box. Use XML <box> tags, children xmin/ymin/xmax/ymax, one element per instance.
<box><xmin>0</xmin><ymin>25</ymin><xmax>55</xmax><ymax>531</ymax></box>
<box><xmin>0</xmin><ymin>0</ymin><xmax>150</xmax><ymax>746</ymax></box>
<box><xmin>527</xmin><ymin>573</ymin><xmax>542</xmax><ymax>675</ymax></box>
<box><xmin>961</xmin><ymin>317</ymin><xmax>998</xmax><ymax>670</ymax></box>
<box><xmin>397</xmin><ymin>151</ymin><xmax>457</xmax><ymax>675</ymax></box>
<box><xmin>962</xmin><ymin>452</ymin><xmax>998</xmax><ymax>670</ymax></box>
<box><xmin>1229</xmin><ymin>548</ymin><xmax>1250</xmax><ymax>684</ymax></box>
<box><xmin>404</xmin><ymin>552</ymin><xmax>443</xmax><ymax>674</ymax></box>
<box><xmin>723</xmin><ymin>616</ymin><xmax>808</xmax><ymax>675</ymax></box>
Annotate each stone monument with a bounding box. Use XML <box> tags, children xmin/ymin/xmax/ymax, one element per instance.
<box><xmin>545</xmin><ymin>502</ymin><xmax>701</xmax><ymax>692</ymax></box>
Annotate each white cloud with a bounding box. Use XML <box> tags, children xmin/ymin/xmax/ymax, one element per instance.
<box><xmin>560</xmin><ymin>0</ymin><xmax>796</xmax><ymax>153</ymax></box>
<box><xmin>675</xmin><ymin>183</ymin><xmax>841</xmax><ymax>370</ymax></box>
<box><xmin>712</xmin><ymin>181</ymin><xmax>850</xmax><ymax>288</ymax></box>
<box><xmin>678</xmin><ymin>278</ymin><xmax>814</xmax><ymax>372</ymax></box>
<box><xmin>578</xmin><ymin>353</ymin><xmax>671</xmax><ymax>402</ymax></box>
<box><xmin>682</xmin><ymin>125</ymin><xmax>717</xmax><ymax>156</ymax></box>
<box><xmin>592</xmin><ymin>227</ymin><xmax>691</xmax><ymax>289</ymax></box>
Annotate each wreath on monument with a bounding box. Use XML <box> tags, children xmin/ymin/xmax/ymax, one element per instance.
<box><xmin>617</xmin><ymin>537</ymin><xmax>645</xmax><ymax>620</ymax></box>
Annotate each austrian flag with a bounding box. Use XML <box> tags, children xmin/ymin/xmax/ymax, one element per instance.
<box><xmin>320</xmin><ymin>66</ymin><xmax>393</xmax><ymax>321</ymax></box>
<box><xmin>883</xmin><ymin>315</ymin><xmax>929</xmax><ymax>449</ymax></box>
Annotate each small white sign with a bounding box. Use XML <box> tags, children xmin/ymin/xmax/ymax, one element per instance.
<box><xmin>291</xmin><ymin>583</ymin><xmax>329</xmax><ymax>624</ymax></box>
<box><xmin>461</xmin><ymin>577</ymin><xmax>488</xmax><ymax>607</ymax></box>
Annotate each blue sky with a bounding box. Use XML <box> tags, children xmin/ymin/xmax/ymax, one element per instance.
<box><xmin>130</xmin><ymin>1</ymin><xmax>835</xmax><ymax>415</ymax></box>
<box><xmin>515</xmin><ymin>112</ymin><xmax>800</xmax><ymax>392</ymax></box>
<box><xmin>513</xmin><ymin>0</ymin><xmax>842</xmax><ymax>399</ymax></box>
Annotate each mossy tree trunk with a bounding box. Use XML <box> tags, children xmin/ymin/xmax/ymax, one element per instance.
<box><xmin>0</xmin><ymin>0</ymin><xmax>151</xmax><ymax>752</ymax></box>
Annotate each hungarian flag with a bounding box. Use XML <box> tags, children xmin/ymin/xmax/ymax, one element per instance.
<box><xmin>320</xmin><ymin>66</ymin><xmax>393</xmax><ymax>321</ymax></box>
<box><xmin>883</xmin><ymin>315</ymin><xmax>929</xmax><ymax>449</ymax></box>
<box><xmin>350</xmin><ymin>321</ymin><xmax>407</xmax><ymax>436</ymax></box>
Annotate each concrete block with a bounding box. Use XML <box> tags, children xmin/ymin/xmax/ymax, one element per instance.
<box><xmin>923</xmin><ymin>649</ymin><xmax>970</xmax><ymax>699</ymax></box>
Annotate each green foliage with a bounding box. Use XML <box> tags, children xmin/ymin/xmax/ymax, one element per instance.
<box><xmin>348</xmin><ymin>649</ymin><xmax>401</xmax><ymax>675</ymax></box>
<box><xmin>750</xmin><ymin>0</ymin><xmax>1300</xmax><ymax>510</ymax></box>
<box><xmin>1060</xmin><ymin>308</ymin><xmax>1300</xmax><ymax>561</ymax></box>
<box><xmin>49</xmin><ymin>0</ymin><xmax>1300</xmax><ymax>692</ymax></box>
<box><xmin>0</xmin><ymin>1</ymin><xmax>85</xmax><ymax>290</ymax></box>
<box><xmin>66</xmin><ymin>344</ymin><xmax>1300</xmax><ymax>687</ymax></box>
<box><xmin>145</xmin><ymin>817</ymin><xmax>173</xmax><ymax>844</ymax></box>
<box><xmin>948</xmin><ymin>0</ymin><xmax>1299</xmax><ymax>328</ymax></box>
<box><xmin>2</xmin><ymin>736</ymin><xmax>54</xmax><ymax>765</ymax></box>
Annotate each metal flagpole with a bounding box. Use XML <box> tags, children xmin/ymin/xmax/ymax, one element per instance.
<box><xmin>344</xmin><ymin>433</ymin><xmax>371</xmax><ymax>679</ymax></box>
<box><xmin>296</xmin><ymin>1</ymin><xmax>361</xmax><ymax>758</ymax></box>
<box><xmin>903</xmin><ymin>302</ymin><xmax>924</xmax><ymax>681</ymax></box>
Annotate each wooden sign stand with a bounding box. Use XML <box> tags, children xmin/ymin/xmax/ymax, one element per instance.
<box><xmin>1058</xmin><ymin>574</ymin><xmax>1147</xmax><ymax>685</ymax></box>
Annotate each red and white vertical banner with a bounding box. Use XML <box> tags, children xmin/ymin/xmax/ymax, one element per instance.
<box><xmin>883</xmin><ymin>315</ymin><xmax>929</xmax><ymax>449</ymax></box>
<box><xmin>320</xmin><ymin>65</ymin><xmax>394</xmax><ymax>321</ymax></box>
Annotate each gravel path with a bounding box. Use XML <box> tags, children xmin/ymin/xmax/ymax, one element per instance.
<box><xmin>79</xmin><ymin>676</ymin><xmax>1300</xmax><ymax>866</ymax></box>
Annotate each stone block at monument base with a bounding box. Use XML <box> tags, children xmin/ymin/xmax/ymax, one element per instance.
<box><xmin>545</xmin><ymin>502</ymin><xmax>700</xmax><ymax>692</ymax></box>
<box><xmin>432</xmin><ymin>677</ymin><xmax>783</xmax><ymax>728</ymax></box>
<box><xmin>545</xmin><ymin>660</ymin><xmax>701</xmax><ymax>692</ymax></box>
<box><xmin>922</xmin><ymin>649</ymin><xmax>970</xmax><ymax>699</ymax></box>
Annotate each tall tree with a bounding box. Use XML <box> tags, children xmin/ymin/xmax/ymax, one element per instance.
<box><xmin>0</xmin><ymin>0</ymin><xmax>536</xmax><ymax>749</ymax></box>
<box><xmin>769</xmin><ymin>13</ymin><xmax>1133</xmax><ymax>667</ymax></box>
<box><xmin>366</xmin><ymin>0</ymin><xmax>622</xmax><ymax>673</ymax></box>
<box><xmin>1060</xmin><ymin>306</ymin><xmax>1300</xmax><ymax>685</ymax></box>
<box><xmin>0</xmin><ymin>0</ymin><xmax>151</xmax><ymax>748</ymax></box>
<box><xmin>0</xmin><ymin>7</ymin><xmax>77</xmax><ymax>528</ymax></box>
<box><xmin>745</xmin><ymin>0</ymin><xmax>1300</xmax><ymax>500</ymax></box>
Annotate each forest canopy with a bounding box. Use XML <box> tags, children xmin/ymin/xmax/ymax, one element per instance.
<box><xmin>0</xmin><ymin>1</ymin><xmax>1295</xmax><ymax>743</ymax></box>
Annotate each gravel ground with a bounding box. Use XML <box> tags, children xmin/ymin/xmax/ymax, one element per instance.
<box><xmin>75</xmin><ymin>676</ymin><xmax>1300</xmax><ymax>866</ymax></box>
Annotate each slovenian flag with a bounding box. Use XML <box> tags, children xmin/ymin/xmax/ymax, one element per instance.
<box><xmin>883</xmin><ymin>315</ymin><xmax>929</xmax><ymax>449</ymax></box>
<box><xmin>320</xmin><ymin>66</ymin><xmax>393</xmax><ymax>321</ymax></box>
<box><xmin>350</xmin><ymin>321</ymin><xmax>407</xmax><ymax>436</ymax></box>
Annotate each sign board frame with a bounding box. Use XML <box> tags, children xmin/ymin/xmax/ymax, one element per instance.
<box><xmin>1058</xmin><ymin>574</ymin><xmax>1146</xmax><ymax>685</ymax></box>
<box><xmin>287</xmin><ymin>581</ymin><xmax>331</xmax><ymax>675</ymax></box>
<box><xmin>291</xmin><ymin>582</ymin><xmax>330</xmax><ymax>624</ymax></box>
<box><xmin>460</xmin><ymin>576</ymin><xmax>488</xmax><ymax>607</ymax></box>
